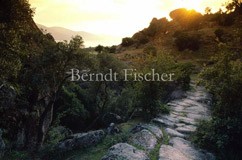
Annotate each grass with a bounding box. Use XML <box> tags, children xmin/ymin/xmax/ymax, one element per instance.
<box><xmin>161</xmin><ymin>128</ymin><xmax>170</xmax><ymax>145</ymax></box>
<box><xmin>149</xmin><ymin>141</ymin><xmax>162</xmax><ymax>160</ymax></box>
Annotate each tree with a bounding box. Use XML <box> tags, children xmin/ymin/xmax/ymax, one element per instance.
<box><xmin>205</xmin><ymin>7</ymin><xmax>212</xmax><ymax>14</ymax></box>
<box><xmin>95</xmin><ymin>45</ymin><xmax>104</xmax><ymax>53</ymax></box>
<box><xmin>121</xmin><ymin>37</ymin><xmax>135</xmax><ymax>47</ymax></box>
<box><xmin>22</xmin><ymin>35</ymin><xmax>87</xmax><ymax>149</ymax></box>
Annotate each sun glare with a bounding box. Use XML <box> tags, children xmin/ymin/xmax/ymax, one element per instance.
<box><xmin>180</xmin><ymin>0</ymin><xmax>204</xmax><ymax>13</ymax></box>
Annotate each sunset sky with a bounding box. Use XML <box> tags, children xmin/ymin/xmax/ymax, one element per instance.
<box><xmin>29</xmin><ymin>0</ymin><xmax>231</xmax><ymax>44</ymax></box>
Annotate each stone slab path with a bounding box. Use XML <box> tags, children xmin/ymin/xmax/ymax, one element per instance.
<box><xmin>102</xmin><ymin>81</ymin><xmax>215</xmax><ymax>160</ymax></box>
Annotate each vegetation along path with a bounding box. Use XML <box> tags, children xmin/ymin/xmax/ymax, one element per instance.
<box><xmin>101</xmin><ymin>80</ymin><xmax>215</xmax><ymax>160</ymax></box>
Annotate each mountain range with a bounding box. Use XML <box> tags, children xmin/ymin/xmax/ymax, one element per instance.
<box><xmin>37</xmin><ymin>24</ymin><xmax>121</xmax><ymax>47</ymax></box>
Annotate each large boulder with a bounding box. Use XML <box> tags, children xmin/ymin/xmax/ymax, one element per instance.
<box><xmin>130</xmin><ymin>129</ymin><xmax>157</xmax><ymax>151</ymax></box>
<box><xmin>0</xmin><ymin>129</ymin><xmax>5</xmax><ymax>158</ymax></box>
<box><xmin>101</xmin><ymin>143</ymin><xmax>150</xmax><ymax>160</ymax></box>
<box><xmin>56</xmin><ymin>130</ymin><xmax>105</xmax><ymax>151</ymax></box>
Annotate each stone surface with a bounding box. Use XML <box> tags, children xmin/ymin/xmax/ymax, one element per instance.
<box><xmin>158</xmin><ymin>83</ymin><xmax>214</xmax><ymax>160</ymax></box>
<box><xmin>130</xmin><ymin>129</ymin><xmax>157</xmax><ymax>151</ymax></box>
<box><xmin>176</xmin><ymin>125</ymin><xmax>196</xmax><ymax>134</ymax></box>
<box><xmin>56</xmin><ymin>130</ymin><xmax>105</xmax><ymax>151</ymax></box>
<box><xmin>107</xmin><ymin>123</ymin><xmax>120</xmax><ymax>135</ymax></box>
<box><xmin>170</xmin><ymin>137</ymin><xmax>214</xmax><ymax>160</ymax></box>
<box><xmin>101</xmin><ymin>143</ymin><xmax>150</xmax><ymax>160</ymax></box>
<box><xmin>152</xmin><ymin>118</ymin><xmax>175</xmax><ymax>128</ymax></box>
<box><xmin>131</xmin><ymin>124</ymin><xmax>163</xmax><ymax>139</ymax></box>
<box><xmin>165</xmin><ymin>128</ymin><xmax>186</xmax><ymax>138</ymax></box>
<box><xmin>177</xmin><ymin>116</ymin><xmax>196</xmax><ymax>125</ymax></box>
<box><xmin>159</xmin><ymin>145</ymin><xmax>189</xmax><ymax>160</ymax></box>
<box><xmin>169</xmin><ymin>89</ymin><xmax>186</xmax><ymax>100</ymax></box>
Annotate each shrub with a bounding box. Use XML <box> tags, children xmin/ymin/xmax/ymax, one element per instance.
<box><xmin>121</xmin><ymin>37</ymin><xmax>135</xmax><ymax>47</ymax></box>
<box><xmin>218</xmin><ymin>14</ymin><xmax>235</xmax><ymax>26</ymax></box>
<box><xmin>214</xmin><ymin>28</ymin><xmax>225</xmax><ymax>42</ymax></box>
<box><xmin>193</xmin><ymin>50</ymin><xmax>242</xmax><ymax>159</ymax></box>
<box><xmin>143</xmin><ymin>45</ymin><xmax>157</xmax><ymax>56</ymax></box>
<box><xmin>174</xmin><ymin>32</ymin><xmax>201</xmax><ymax>51</ymax></box>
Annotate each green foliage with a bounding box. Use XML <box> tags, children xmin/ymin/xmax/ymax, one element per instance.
<box><xmin>149</xmin><ymin>140</ymin><xmax>162</xmax><ymax>160</ymax></box>
<box><xmin>173</xmin><ymin>62</ymin><xmax>194</xmax><ymax>90</ymax></box>
<box><xmin>3</xmin><ymin>151</ymin><xmax>29</xmax><ymax>160</ymax></box>
<box><xmin>121</xmin><ymin>37</ymin><xmax>135</xmax><ymax>47</ymax></box>
<box><xmin>174</xmin><ymin>32</ymin><xmax>201</xmax><ymax>51</ymax></box>
<box><xmin>136</xmin><ymin>53</ymin><xmax>193</xmax><ymax>119</ymax></box>
<box><xmin>0</xmin><ymin>0</ymin><xmax>33</xmax><ymax>24</ymax></box>
<box><xmin>95</xmin><ymin>45</ymin><xmax>104</xmax><ymax>53</ymax></box>
<box><xmin>193</xmin><ymin>50</ymin><xmax>242</xmax><ymax>159</ymax></box>
<box><xmin>161</xmin><ymin>128</ymin><xmax>170</xmax><ymax>145</ymax></box>
<box><xmin>217</xmin><ymin>14</ymin><xmax>235</xmax><ymax>26</ymax></box>
<box><xmin>143</xmin><ymin>45</ymin><xmax>157</xmax><ymax>56</ymax></box>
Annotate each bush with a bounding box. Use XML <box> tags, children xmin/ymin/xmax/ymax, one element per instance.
<box><xmin>174</xmin><ymin>32</ymin><xmax>201</xmax><ymax>51</ymax></box>
<box><xmin>121</xmin><ymin>37</ymin><xmax>135</xmax><ymax>47</ymax></box>
<box><xmin>193</xmin><ymin>50</ymin><xmax>242</xmax><ymax>159</ymax></box>
<box><xmin>214</xmin><ymin>28</ymin><xmax>225</xmax><ymax>42</ymax></box>
<box><xmin>136</xmin><ymin>53</ymin><xmax>193</xmax><ymax>119</ymax></box>
<box><xmin>143</xmin><ymin>45</ymin><xmax>157</xmax><ymax>56</ymax></box>
<box><xmin>218</xmin><ymin>14</ymin><xmax>235</xmax><ymax>26</ymax></box>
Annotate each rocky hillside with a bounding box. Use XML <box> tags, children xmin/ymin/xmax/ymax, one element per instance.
<box><xmin>116</xmin><ymin>8</ymin><xmax>242</xmax><ymax>66</ymax></box>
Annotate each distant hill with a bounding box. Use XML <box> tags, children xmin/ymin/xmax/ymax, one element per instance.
<box><xmin>37</xmin><ymin>24</ymin><xmax>121</xmax><ymax>47</ymax></box>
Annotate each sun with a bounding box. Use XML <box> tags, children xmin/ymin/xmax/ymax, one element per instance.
<box><xmin>180</xmin><ymin>0</ymin><xmax>204</xmax><ymax>13</ymax></box>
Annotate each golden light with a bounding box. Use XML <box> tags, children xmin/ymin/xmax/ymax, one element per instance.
<box><xmin>180</xmin><ymin>0</ymin><xmax>204</xmax><ymax>13</ymax></box>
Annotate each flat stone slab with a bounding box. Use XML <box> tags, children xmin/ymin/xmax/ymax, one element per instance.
<box><xmin>176</xmin><ymin>125</ymin><xmax>197</xmax><ymax>134</ymax></box>
<box><xmin>165</xmin><ymin>128</ymin><xmax>186</xmax><ymax>138</ymax></box>
<box><xmin>170</xmin><ymin>137</ymin><xmax>214</xmax><ymax>160</ymax></box>
<box><xmin>159</xmin><ymin>145</ymin><xmax>189</xmax><ymax>160</ymax></box>
<box><xmin>130</xmin><ymin>129</ymin><xmax>157</xmax><ymax>151</ymax></box>
<box><xmin>101</xmin><ymin>143</ymin><xmax>150</xmax><ymax>160</ymax></box>
<box><xmin>152</xmin><ymin>118</ymin><xmax>175</xmax><ymax>128</ymax></box>
<box><xmin>158</xmin><ymin>115</ymin><xmax>178</xmax><ymax>123</ymax></box>
<box><xmin>175</xmin><ymin>123</ymin><xmax>186</xmax><ymax>127</ymax></box>
<box><xmin>186</xmin><ymin>113</ymin><xmax>205</xmax><ymax>120</ymax></box>
<box><xmin>177</xmin><ymin>116</ymin><xmax>197</xmax><ymax>125</ymax></box>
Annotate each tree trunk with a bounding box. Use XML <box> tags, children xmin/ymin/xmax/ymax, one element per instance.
<box><xmin>36</xmin><ymin>99</ymin><xmax>54</xmax><ymax>150</ymax></box>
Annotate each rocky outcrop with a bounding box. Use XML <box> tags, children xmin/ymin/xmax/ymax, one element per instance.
<box><xmin>56</xmin><ymin>130</ymin><xmax>105</xmax><ymax>151</ymax></box>
<box><xmin>101</xmin><ymin>143</ymin><xmax>150</xmax><ymax>160</ymax></box>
